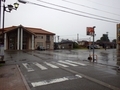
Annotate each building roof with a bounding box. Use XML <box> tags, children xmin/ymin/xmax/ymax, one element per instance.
<box><xmin>0</xmin><ymin>25</ymin><xmax>55</xmax><ymax>35</ymax></box>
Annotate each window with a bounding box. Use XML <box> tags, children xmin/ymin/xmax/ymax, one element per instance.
<box><xmin>36</xmin><ymin>35</ymin><xmax>43</xmax><ymax>39</ymax></box>
<box><xmin>46</xmin><ymin>35</ymin><xmax>50</xmax><ymax>41</ymax></box>
<box><xmin>118</xmin><ymin>29</ymin><xmax>120</xmax><ymax>34</ymax></box>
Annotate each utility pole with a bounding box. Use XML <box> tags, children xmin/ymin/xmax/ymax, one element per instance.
<box><xmin>0</xmin><ymin>0</ymin><xmax>2</xmax><ymax>62</ymax></box>
<box><xmin>0</xmin><ymin>0</ymin><xmax>4</xmax><ymax>62</ymax></box>
<box><xmin>54</xmin><ymin>35</ymin><xmax>56</xmax><ymax>43</ymax></box>
<box><xmin>92</xmin><ymin>26</ymin><xmax>96</xmax><ymax>62</ymax></box>
<box><xmin>57</xmin><ymin>35</ymin><xmax>60</xmax><ymax>49</ymax></box>
<box><xmin>89</xmin><ymin>37</ymin><xmax>91</xmax><ymax>54</ymax></box>
<box><xmin>106</xmin><ymin>32</ymin><xmax>108</xmax><ymax>36</ymax></box>
<box><xmin>77</xmin><ymin>33</ymin><xmax>79</xmax><ymax>42</ymax></box>
<box><xmin>0</xmin><ymin>0</ymin><xmax>1</xmax><ymax>29</ymax></box>
<box><xmin>57</xmin><ymin>36</ymin><xmax>59</xmax><ymax>43</ymax></box>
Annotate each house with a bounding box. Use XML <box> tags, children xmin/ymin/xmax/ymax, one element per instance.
<box><xmin>55</xmin><ymin>39</ymin><xmax>74</xmax><ymax>49</ymax></box>
<box><xmin>0</xmin><ymin>25</ymin><xmax>55</xmax><ymax>50</ymax></box>
<box><xmin>78</xmin><ymin>40</ymin><xmax>89</xmax><ymax>48</ymax></box>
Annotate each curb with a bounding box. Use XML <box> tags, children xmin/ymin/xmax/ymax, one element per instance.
<box><xmin>83</xmin><ymin>59</ymin><xmax>118</xmax><ymax>67</ymax></box>
<box><xmin>16</xmin><ymin>65</ymin><xmax>31</xmax><ymax>90</ymax></box>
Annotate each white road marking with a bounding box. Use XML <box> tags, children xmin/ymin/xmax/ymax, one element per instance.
<box><xmin>31</xmin><ymin>75</ymin><xmax>82</xmax><ymax>87</ymax></box>
<box><xmin>22</xmin><ymin>63</ymin><xmax>34</xmax><ymax>72</ymax></box>
<box><xmin>59</xmin><ymin>60</ymin><xmax>78</xmax><ymax>66</ymax></box>
<box><xmin>66</xmin><ymin>60</ymin><xmax>86</xmax><ymax>66</ymax></box>
<box><xmin>33</xmin><ymin>62</ymin><xmax>47</xmax><ymax>70</ymax></box>
<box><xmin>44</xmin><ymin>62</ymin><xmax>59</xmax><ymax>68</ymax></box>
<box><xmin>75</xmin><ymin>74</ymin><xmax>82</xmax><ymax>78</ymax></box>
<box><xmin>56</xmin><ymin>62</ymin><xmax>69</xmax><ymax>67</ymax></box>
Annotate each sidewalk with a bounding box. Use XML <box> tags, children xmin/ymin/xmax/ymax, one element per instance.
<box><xmin>0</xmin><ymin>64</ymin><xmax>30</xmax><ymax>90</ymax></box>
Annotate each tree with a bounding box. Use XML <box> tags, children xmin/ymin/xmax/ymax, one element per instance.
<box><xmin>112</xmin><ymin>39</ymin><xmax>116</xmax><ymax>43</ymax></box>
<box><xmin>100</xmin><ymin>34</ymin><xmax>110</xmax><ymax>42</ymax></box>
<box><xmin>73</xmin><ymin>42</ymin><xmax>79</xmax><ymax>49</ymax></box>
<box><xmin>99</xmin><ymin>34</ymin><xmax>110</xmax><ymax>49</ymax></box>
<box><xmin>112</xmin><ymin>39</ymin><xmax>116</xmax><ymax>48</ymax></box>
<box><xmin>96</xmin><ymin>39</ymin><xmax>101</xmax><ymax>42</ymax></box>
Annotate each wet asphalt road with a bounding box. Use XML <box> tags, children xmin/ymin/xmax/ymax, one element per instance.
<box><xmin>4</xmin><ymin>49</ymin><xmax>120</xmax><ymax>90</ymax></box>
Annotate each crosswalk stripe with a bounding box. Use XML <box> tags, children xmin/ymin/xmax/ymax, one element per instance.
<box><xmin>65</xmin><ymin>60</ymin><xmax>86</xmax><ymax>66</ymax></box>
<box><xmin>44</xmin><ymin>62</ymin><xmax>59</xmax><ymax>68</ymax></box>
<box><xmin>31</xmin><ymin>75</ymin><xmax>82</xmax><ymax>87</ymax></box>
<box><xmin>33</xmin><ymin>62</ymin><xmax>47</xmax><ymax>70</ymax></box>
<box><xmin>59</xmin><ymin>60</ymin><xmax>78</xmax><ymax>66</ymax></box>
<box><xmin>56</xmin><ymin>62</ymin><xmax>69</xmax><ymax>67</ymax></box>
<box><xmin>22</xmin><ymin>63</ymin><xmax>34</xmax><ymax>72</ymax></box>
<box><xmin>23</xmin><ymin>60</ymin><xmax>86</xmax><ymax>72</ymax></box>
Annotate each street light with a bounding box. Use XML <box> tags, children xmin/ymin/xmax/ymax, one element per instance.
<box><xmin>0</xmin><ymin>2</ymin><xmax>19</xmax><ymax>62</ymax></box>
<box><xmin>18</xmin><ymin>0</ymin><xmax>27</xmax><ymax>4</ymax></box>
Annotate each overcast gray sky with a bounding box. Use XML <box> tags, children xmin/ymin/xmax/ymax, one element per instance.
<box><xmin>3</xmin><ymin>0</ymin><xmax>120</xmax><ymax>41</ymax></box>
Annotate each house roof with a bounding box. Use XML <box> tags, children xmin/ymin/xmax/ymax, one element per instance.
<box><xmin>0</xmin><ymin>25</ymin><xmax>55</xmax><ymax>35</ymax></box>
<box><xmin>24</xmin><ymin>27</ymin><xmax>55</xmax><ymax>35</ymax></box>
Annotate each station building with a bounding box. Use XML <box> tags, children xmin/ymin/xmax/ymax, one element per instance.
<box><xmin>0</xmin><ymin>25</ymin><xmax>55</xmax><ymax>50</ymax></box>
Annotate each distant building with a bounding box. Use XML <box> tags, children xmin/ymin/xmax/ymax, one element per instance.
<box><xmin>0</xmin><ymin>25</ymin><xmax>55</xmax><ymax>50</ymax></box>
<box><xmin>117</xmin><ymin>24</ymin><xmax>120</xmax><ymax>50</ymax></box>
<box><xmin>59</xmin><ymin>41</ymin><xmax>74</xmax><ymax>49</ymax></box>
<box><xmin>54</xmin><ymin>40</ymin><xmax>74</xmax><ymax>49</ymax></box>
<box><xmin>78</xmin><ymin>41</ymin><xmax>89</xmax><ymax>47</ymax></box>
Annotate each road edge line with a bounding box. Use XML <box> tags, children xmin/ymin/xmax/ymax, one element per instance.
<box><xmin>16</xmin><ymin>65</ymin><xmax>31</xmax><ymax>90</ymax></box>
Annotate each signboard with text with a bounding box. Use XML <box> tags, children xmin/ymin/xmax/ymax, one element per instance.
<box><xmin>86</xmin><ymin>27</ymin><xmax>95</xmax><ymax>36</ymax></box>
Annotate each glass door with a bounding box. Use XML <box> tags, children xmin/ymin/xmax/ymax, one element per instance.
<box><xmin>9</xmin><ymin>37</ymin><xmax>16</xmax><ymax>50</ymax></box>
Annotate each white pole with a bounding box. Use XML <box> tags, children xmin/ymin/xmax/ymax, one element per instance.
<box><xmin>89</xmin><ymin>37</ymin><xmax>91</xmax><ymax>55</ymax></box>
<box><xmin>17</xmin><ymin>28</ymin><xmax>20</xmax><ymax>50</ymax></box>
<box><xmin>32</xmin><ymin>35</ymin><xmax>34</xmax><ymax>50</ymax></box>
<box><xmin>20</xmin><ymin>28</ymin><xmax>23</xmax><ymax>50</ymax></box>
<box><xmin>4</xmin><ymin>33</ymin><xmax>6</xmax><ymax>50</ymax></box>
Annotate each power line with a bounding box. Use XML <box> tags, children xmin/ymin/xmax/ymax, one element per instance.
<box><xmin>22</xmin><ymin>1</ymin><xmax>119</xmax><ymax>23</ymax></box>
<box><xmin>85</xmin><ymin>0</ymin><xmax>120</xmax><ymax>10</ymax></box>
<box><xmin>62</xmin><ymin>0</ymin><xmax>120</xmax><ymax>17</ymax></box>
<box><xmin>37</xmin><ymin>0</ymin><xmax>120</xmax><ymax>22</ymax></box>
<box><xmin>59</xmin><ymin>34</ymin><xmax>76</xmax><ymax>37</ymax></box>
